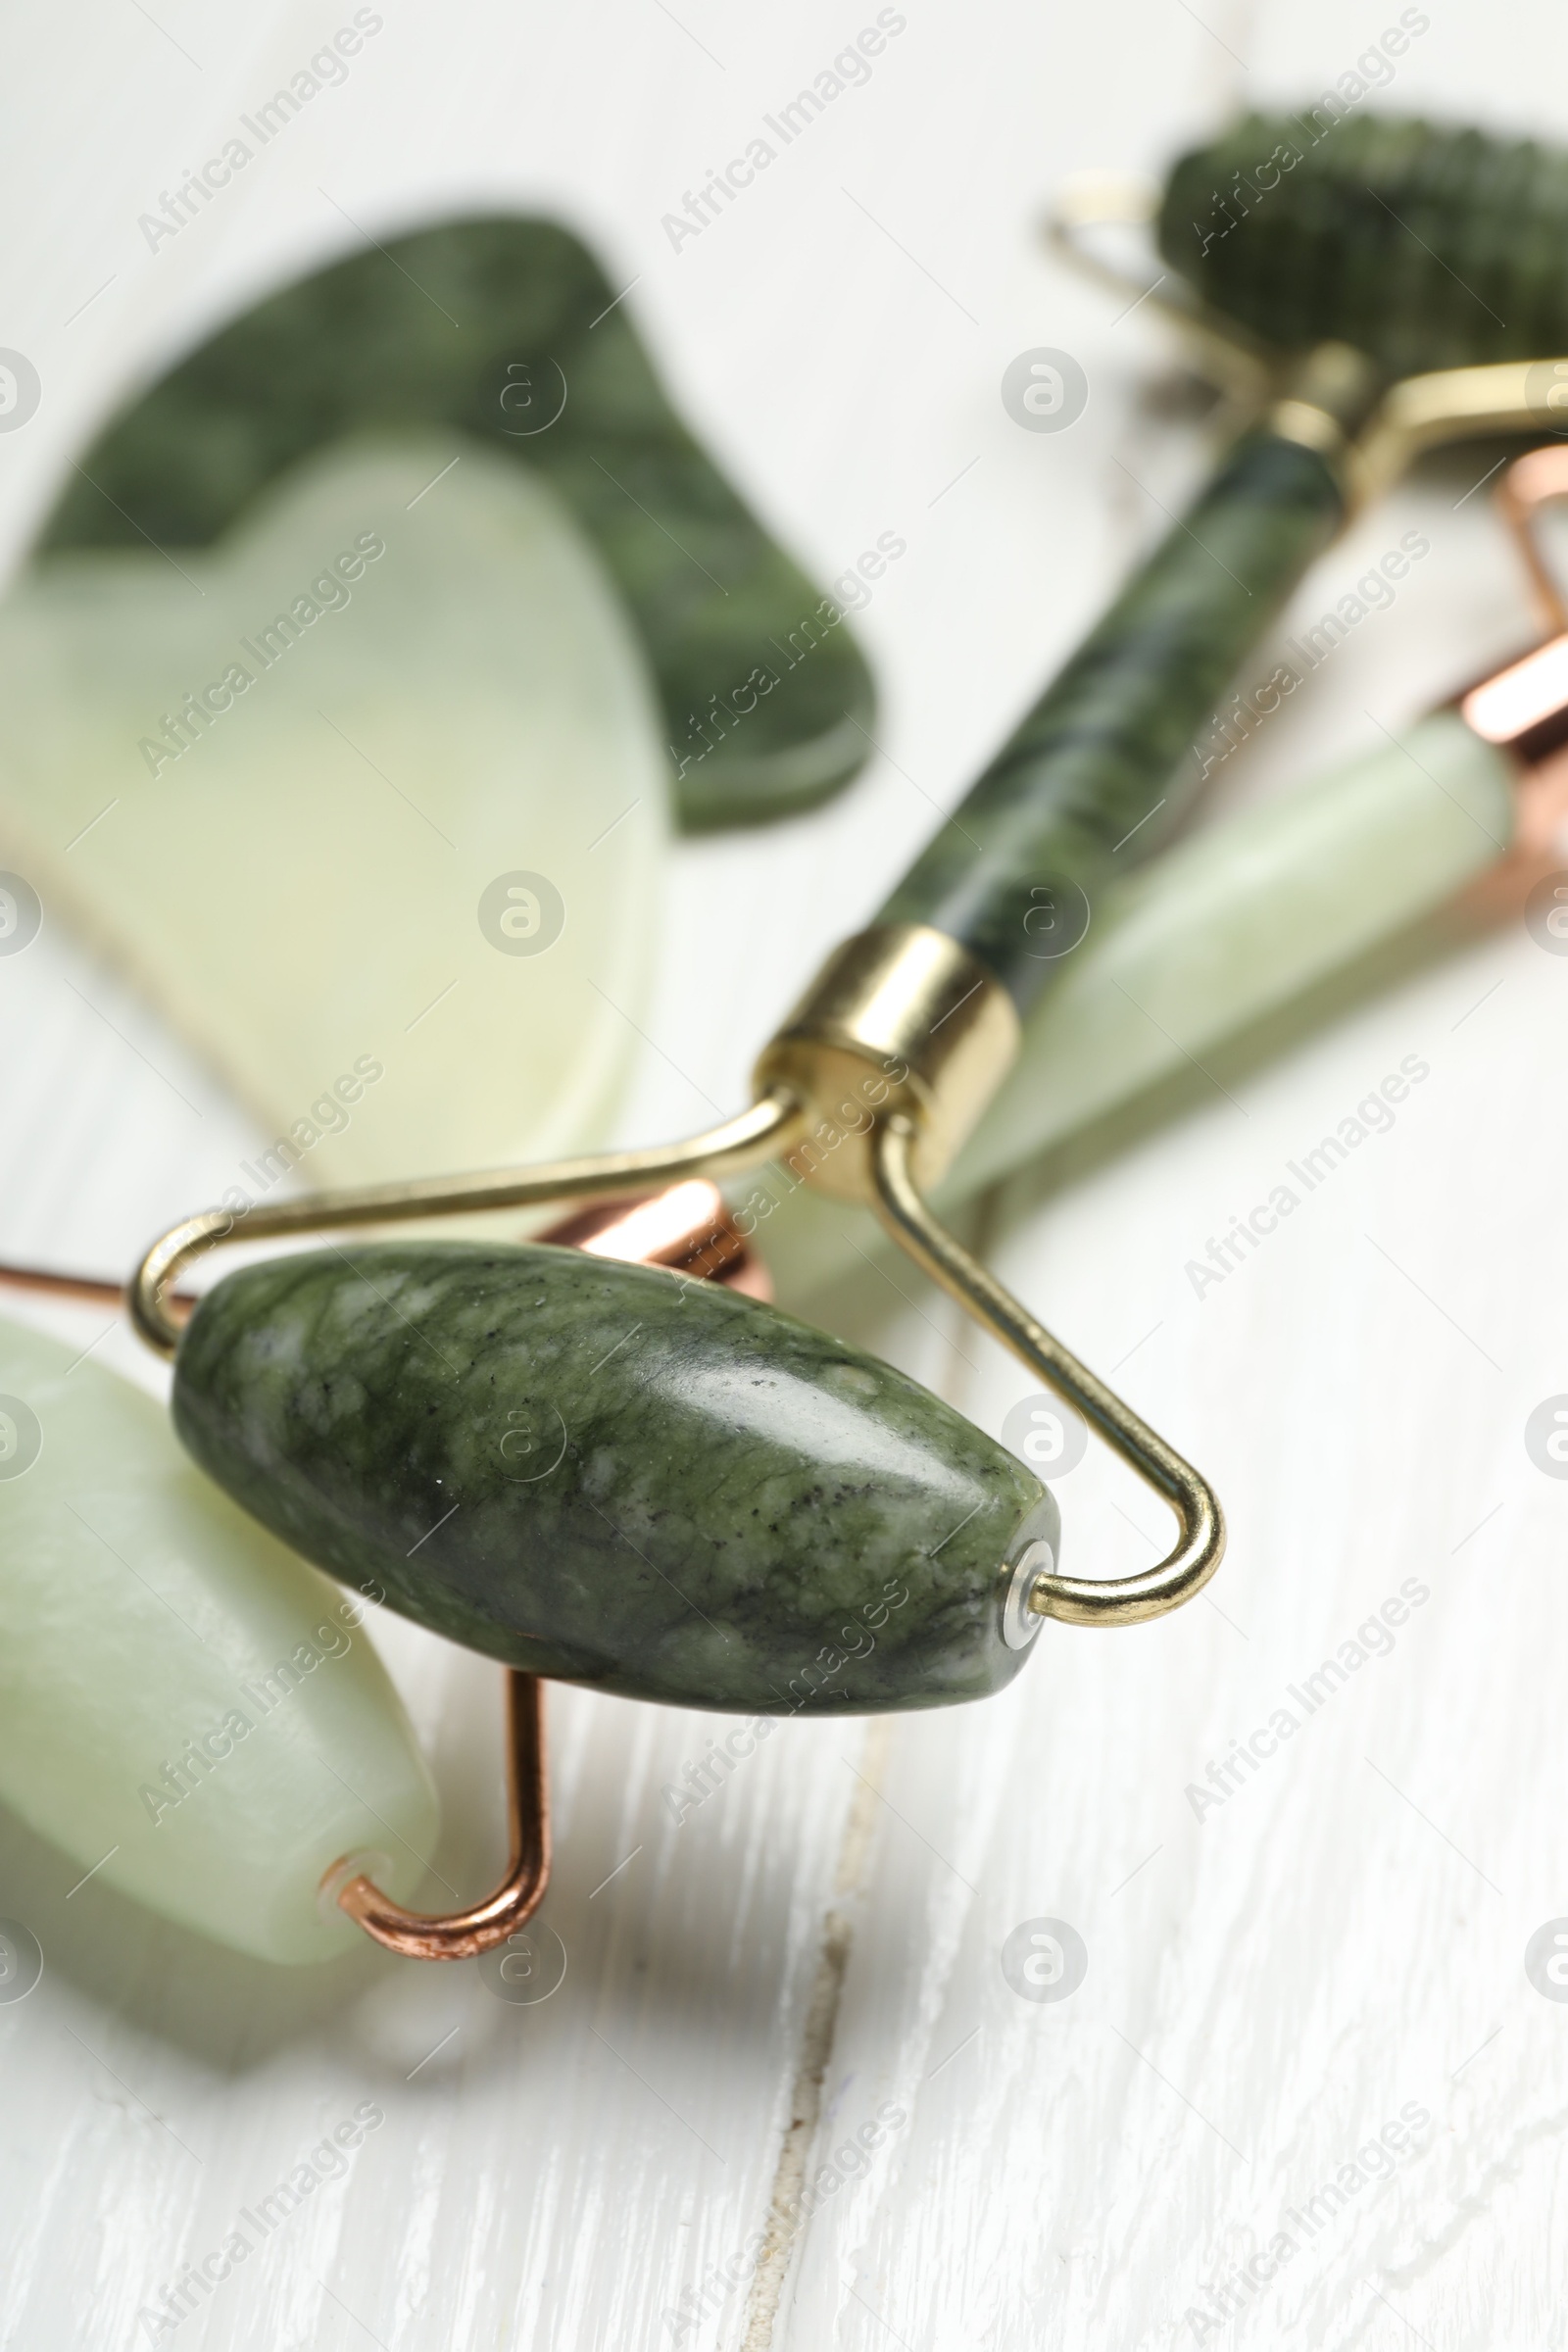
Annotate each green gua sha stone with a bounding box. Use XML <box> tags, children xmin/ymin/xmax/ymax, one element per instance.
<box><xmin>171</xmin><ymin>1243</ymin><xmax>1059</xmax><ymax>1715</ymax></box>
<box><xmin>0</xmin><ymin>439</ymin><xmax>667</xmax><ymax>1186</ymax></box>
<box><xmin>0</xmin><ymin>1313</ymin><xmax>438</xmax><ymax>1964</ymax></box>
<box><xmin>41</xmin><ymin>216</ymin><xmax>875</xmax><ymax>827</ymax></box>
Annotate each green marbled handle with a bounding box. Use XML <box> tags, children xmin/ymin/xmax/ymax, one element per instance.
<box><xmin>878</xmin><ymin>430</ymin><xmax>1345</xmax><ymax>1010</ymax></box>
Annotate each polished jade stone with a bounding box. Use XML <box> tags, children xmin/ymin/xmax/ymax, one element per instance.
<box><xmin>39</xmin><ymin>217</ymin><xmax>873</xmax><ymax>828</ymax></box>
<box><xmin>0</xmin><ymin>1315</ymin><xmax>438</xmax><ymax>1964</ymax></box>
<box><xmin>879</xmin><ymin>432</ymin><xmax>1344</xmax><ymax>1009</ymax></box>
<box><xmin>172</xmin><ymin>1245</ymin><xmax>1056</xmax><ymax>1716</ymax></box>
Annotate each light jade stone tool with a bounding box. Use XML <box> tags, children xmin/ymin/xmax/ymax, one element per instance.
<box><xmin>0</xmin><ymin>439</ymin><xmax>668</xmax><ymax>1187</ymax></box>
<box><xmin>0</xmin><ymin>1315</ymin><xmax>438</xmax><ymax>1965</ymax></box>
<box><xmin>61</xmin><ymin>133</ymin><xmax>1568</xmax><ymax>1966</ymax></box>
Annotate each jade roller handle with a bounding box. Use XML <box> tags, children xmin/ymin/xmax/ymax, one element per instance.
<box><xmin>878</xmin><ymin>427</ymin><xmax>1347</xmax><ymax>1009</ymax></box>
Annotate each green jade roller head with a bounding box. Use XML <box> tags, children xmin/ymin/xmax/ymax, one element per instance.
<box><xmin>171</xmin><ymin>1240</ymin><xmax>1059</xmax><ymax>1718</ymax></box>
<box><xmin>1156</xmin><ymin>111</ymin><xmax>1568</xmax><ymax>380</ymax></box>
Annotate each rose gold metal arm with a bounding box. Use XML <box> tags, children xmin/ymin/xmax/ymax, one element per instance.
<box><xmin>330</xmin><ymin>1670</ymin><xmax>552</xmax><ymax>1960</ymax></box>
<box><xmin>870</xmin><ymin>1114</ymin><xmax>1225</xmax><ymax>1626</ymax></box>
<box><xmin>0</xmin><ymin>1260</ymin><xmax>173</xmax><ymax>1313</ymax></box>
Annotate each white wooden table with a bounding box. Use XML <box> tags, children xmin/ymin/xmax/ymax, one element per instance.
<box><xmin>3</xmin><ymin>2</ymin><xmax>1565</xmax><ymax>2345</ymax></box>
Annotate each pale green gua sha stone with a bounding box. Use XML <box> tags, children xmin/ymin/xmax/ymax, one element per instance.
<box><xmin>0</xmin><ymin>438</ymin><xmax>667</xmax><ymax>1187</ymax></box>
<box><xmin>757</xmin><ymin>710</ymin><xmax>1515</xmax><ymax>1302</ymax></box>
<box><xmin>172</xmin><ymin>1243</ymin><xmax>1059</xmax><ymax>1716</ymax></box>
<box><xmin>0</xmin><ymin>1315</ymin><xmax>438</xmax><ymax>1963</ymax></box>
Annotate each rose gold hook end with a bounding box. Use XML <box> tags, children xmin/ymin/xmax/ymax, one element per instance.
<box><xmin>326</xmin><ymin>1670</ymin><xmax>551</xmax><ymax>1960</ymax></box>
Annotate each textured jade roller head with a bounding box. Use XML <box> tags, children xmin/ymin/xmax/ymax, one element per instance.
<box><xmin>1157</xmin><ymin>112</ymin><xmax>1568</xmax><ymax>381</ymax></box>
<box><xmin>1054</xmin><ymin>109</ymin><xmax>1568</xmax><ymax>499</ymax></box>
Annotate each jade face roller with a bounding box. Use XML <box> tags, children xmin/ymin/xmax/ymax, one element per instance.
<box><xmin>24</xmin><ymin>109</ymin><xmax>1568</xmax><ymax>1969</ymax></box>
<box><xmin>113</xmin><ymin>110</ymin><xmax>1568</xmax><ymax>1963</ymax></box>
<box><xmin>11</xmin><ymin>437</ymin><xmax>1566</xmax><ymax>1967</ymax></box>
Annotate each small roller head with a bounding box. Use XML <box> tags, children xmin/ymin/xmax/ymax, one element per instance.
<box><xmin>1158</xmin><ymin>111</ymin><xmax>1568</xmax><ymax>377</ymax></box>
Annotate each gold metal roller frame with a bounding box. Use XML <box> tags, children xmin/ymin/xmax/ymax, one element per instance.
<box><xmin>132</xmin><ymin>921</ymin><xmax>1227</xmax><ymax>1636</ymax></box>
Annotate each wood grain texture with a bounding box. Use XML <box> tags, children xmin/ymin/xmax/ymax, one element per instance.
<box><xmin>2</xmin><ymin>2</ymin><xmax>1565</xmax><ymax>2348</ymax></box>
